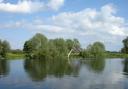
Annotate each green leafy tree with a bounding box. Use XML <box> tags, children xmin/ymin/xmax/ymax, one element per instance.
<box><xmin>91</xmin><ymin>42</ymin><xmax>105</xmax><ymax>58</ymax></box>
<box><xmin>52</xmin><ymin>38</ymin><xmax>68</xmax><ymax>56</ymax></box>
<box><xmin>80</xmin><ymin>42</ymin><xmax>105</xmax><ymax>58</ymax></box>
<box><xmin>66</xmin><ymin>39</ymin><xmax>74</xmax><ymax>51</ymax></box>
<box><xmin>73</xmin><ymin>39</ymin><xmax>81</xmax><ymax>52</ymax></box>
<box><xmin>23</xmin><ymin>33</ymin><xmax>81</xmax><ymax>59</ymax></box>
<box><xmin>29</xmin><ymin>33</ymin><xmax>48</xmax><ymax>50</ymax></box>
<box><xmin>23</xmin><ymin>41</ymin><xmax>34</xmax><ymax>58</ymax></box>
<box><xmin>1</xmin><ymin>40</ymin><xmax>10</xmax><ymax>57</ymax></box>
<box><xmin>0</xmin><ymin>40</ymin><xmax>2</xmax><ymax>58</ymax></box>
<box><xmin>121</xmin><ymin>37</ymin><xmax>128</xmax><ymax>53</ymax></box>
<box><xmin>23</xmin><ymin>33</ymin><xmax>48</xmax><ymax>59</ymax></box>
<box><xmin>0</xmin><ymin>40</ymin><xmax>10</xmax><ymax>58</ymax></box>
<box><xmin>23</xmin><ymin>33</ymin><xmax>68</xmax><ymax>59</ymax></box>
<box><xmin>73</xmin><ymin>39</ymin><xmax>80</xmax><ymax>48</ymax></box>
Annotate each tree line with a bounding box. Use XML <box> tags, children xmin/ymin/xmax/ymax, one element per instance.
<box><xmin>1</xmin><ymin>33</ymin><xmax>128</xmax><ymax>59</ymax></box>
<box><xmin>23</xmin><ymin>33</ymin><xmax>81</xmax><ymax>59</ymax></box>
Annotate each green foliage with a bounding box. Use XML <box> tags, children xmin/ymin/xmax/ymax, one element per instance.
<box><xmin>23</xmin><ymin>33</ymin><xmax>48</xmax><ymax>59</ymax></box>
<box><xmin>66</xmin><ymin>39</ymin><xmax>74</xmax><ymax>50</ymax></box>
<box><xmin>73</xmin><ymin>39</ymin><xmax>81</xmax><ymax>49</ymax></box>
<box><xmin>6</xmin><ymin>53</ymin><xmax>24</xmax><ymax>59</ymax></box>
<box><xmin>0</xmin><ymin>39</ymin><xmax>10</xmax><ymax>58</ymax></box>
<box><xmin>80</xmin><ymin>42</ymin><xmax>105</xmax><ymax>58</ymax></box>
<box><xmin>23</xmin><ymin>41</ymin><xmax>34</xmax><ymax>58</ymax></box>
<box><xmin>23</xmin><ymin>33</ymin><xmax>81</xmax><ymax>59</ymax></box>
<box><xmin>106</xmin><ymin>52</ymin><xmax>128</xmax><ymax>58</ymax></box>
<box><xmin>51</xmin><ymin>38</ymin><xmax>68</xmax><ymax>56</ymax></box>
<box><xmin>121</xmin><ymin>37</ymin><xmax>128</xmax><ymax>53</ymax></box>
<box><xmin>65</xmin><ymin>39</ymin><xmax>81</xmax><ymax>56</ymax></box>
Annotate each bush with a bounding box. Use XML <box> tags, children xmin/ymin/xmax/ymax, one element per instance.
<box><xmin>80</xmin><ymin>42</ymin><xmax>105</xmax><ymax>58</ymax></box>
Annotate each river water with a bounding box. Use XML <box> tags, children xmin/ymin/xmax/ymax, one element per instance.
<box><xmin>0</xmin><ymin>58</ymin><xmax>128</xmax><ymax>89</ymax></box>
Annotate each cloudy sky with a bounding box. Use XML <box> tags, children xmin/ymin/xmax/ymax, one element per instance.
<box><xmin>0</xmin><ymin>0</ymin><xmax>128</xmax><ymax>51</ymax></box>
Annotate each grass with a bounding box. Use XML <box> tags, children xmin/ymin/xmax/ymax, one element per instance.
<box><xmin>105</xmin><ymin>52</ymin><xmax>128</xmax><ymax>58</ymax></box>
<box><xmin>5</xmin><ymin>52</ymin><xmax>128</xmax><ymax>60</ymax></box>
<box><xmin>73</xmin><ymin>52</ymin><xmax>128</xmax><ymax>59</ymax></box>
<box><xmin>7</xmin><ymin>52</ymin><xmax>25</xmax><ymax>59</ymax></box>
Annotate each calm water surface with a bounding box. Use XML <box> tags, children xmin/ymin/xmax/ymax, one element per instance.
<box><xmin>0</xmin><ymin>58</ymin><xmax>128</xmax><ymax>89</ymax></box>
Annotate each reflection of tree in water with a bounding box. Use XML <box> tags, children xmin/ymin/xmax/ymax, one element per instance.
<box><xmin>123</xmin><ymin>58</ymin><xmax>128</xmax><ymax>76</ymax></box>
<box><xmin>24</xmin><ymin>58</ymin><xmax>80</xmax><ymax>81</ymax></box>
<box><xmin>82</xmin><ymin>58</ymin><xmax>105</xmax><ymax>73</ymax></box>
<box><xmin>0</xmin><ymin>59</ymin><xmax>9</xmax><ymax>78</ymax></box>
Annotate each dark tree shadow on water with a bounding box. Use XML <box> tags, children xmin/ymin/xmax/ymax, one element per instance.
<box><xmin>24</xmin><ymin>57</ymin><xmax>81</xmax><ymax>82</ymax></box>
<box><xmin>81</xmin><ymin>58</ymin><xmax>105</xmax><ymax>73</ymax></box>
<box><xmin>123</xmin><ymin>58</ymin><xmax>128</xmax><ymax>76</ymax></box>
<box><xmin>0</xmin><ymin>59</ymin><xmax>9</xmax><ymax>78</ymax></box>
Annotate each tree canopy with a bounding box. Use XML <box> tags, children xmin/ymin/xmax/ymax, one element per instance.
<box><xmin>0</xmin><ymin>39</ymin><xmax>10</xmax><ymax>59</ymax></box>
<box><xmin>80</xmin><ymin>41</ymin><xmax>106</xmax><ymax>58</ymax></box>
<box><xmin>23</xmin><ymin>33</ymin><xmax>81</xmax><ymax>59</ymax></box>
<box><xmin>121</xmin><ymin>37</ymin><xmax>128</xmax><ymax>53</ymax></box>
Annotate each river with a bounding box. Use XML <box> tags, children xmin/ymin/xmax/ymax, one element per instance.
<box><xmin>0</xmin><ymin>58</ymin><xmax>128</xmax><ymax>89</ymax></box>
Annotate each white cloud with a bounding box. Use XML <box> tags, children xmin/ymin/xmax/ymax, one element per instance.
<box><xmin>30</xmin><ymin>24</ymin><xmax>65</xmax><ymax>33</ymax></box>
<box><xmin>51</xmin><ymin>4</ymin><xmax>127</xmax><ymax>36</ymax></box>
<box><xmin>0</xmin><ymin>0</ymin><xmax>64</xmax><ymax>13</ymax></box>
<box><xmin>50</xmin><ymin>4</ymin><xmax>128</xmax><ymax>50</ymax></box>
<box><xmin>101</xmin><ymin>4</ymin><xmax>116</xmax><ymax>16</ymax></box>
<box><xmin>48</xmin><ymin>0</ymin><xmax>64</xmax><ymax>10</ymax></box>
<box><xmin>0</xmin><ymin>4</ymin><xmax>128</xmax><ymax>50</ymax></box>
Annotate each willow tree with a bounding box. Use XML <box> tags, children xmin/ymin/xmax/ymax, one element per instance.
<box><xmin>23</xmin><ymin>33</ymin><xmax>48</xmax><ymax>59</ymax></box>
<box><xmin>0</xmin><ymin>40</ymin><xmax>10</xmax><ymax>58</ymax></box>
<box><xmin>121</xmin><ymin>37</ymin><xmax>128</xmax><ymax>53</ymax></box>
<box><xmin>80</xmin><ymin>42</ymin><xmax>105</xmax><ymax>58</ymax></box>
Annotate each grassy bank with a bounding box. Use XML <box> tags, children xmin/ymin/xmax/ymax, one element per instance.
<box><xmin>77</xmin><ymin>52</ymin><xmax>128</xmax><ymax>59</ymax></box>
<box><xmin>5</xmin><ymin>52</ymin><xmax>128</xmax><ymax>60</ymax></box>
<box><xmin>105</xmin><ymin>52</ymin><xmax>128</xmax><ymax>58</ymax></box>
<box><xmin>7</xmin><ymin>53</ymin><xmax>25</xmax><ymax>59</ymax></box>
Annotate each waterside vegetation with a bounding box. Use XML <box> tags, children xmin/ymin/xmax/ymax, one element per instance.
<box><xmin>1</xmin><ymin>33</ymin><xmax>128</xmax><ymax>60</ymax></box>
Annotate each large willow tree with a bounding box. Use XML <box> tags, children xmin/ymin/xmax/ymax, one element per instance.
<box><xmin>23</xmin><ymin>33</ymin><xmax>81</xmax><ymax>59</ymax></box>
<box><xmin>0</xmin><ymin>40</ymin><xmax>10</xmax><ymax>59</ymax></box>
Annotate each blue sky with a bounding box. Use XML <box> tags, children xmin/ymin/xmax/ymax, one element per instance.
<box><xmin>0</xmin><ymin>0</ymin><xmax>128</xmax><ymax>51</ymax></box>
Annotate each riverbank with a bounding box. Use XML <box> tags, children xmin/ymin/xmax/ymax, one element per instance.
<box><xmin>6</xmin><ymin>53</ymin><xmax>25</xmax><ymax>59</ymax></box>
<box><xmin>79</xmin><ymin>52</ymin><xmax>128</xmax><ymax>59</ymax></box>
<box><xmin>105</xmin><ymin>52</ymin><xmax>128</xmax><ymax>58</ymax></box>
<box><xmin>4</xmin><ymin>52</ymin><xmax>128</xmax><ymax>60</ymax></box>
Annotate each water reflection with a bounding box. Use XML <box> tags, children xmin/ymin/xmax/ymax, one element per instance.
<box><xmin>82</xmin><ymin>58</ymin><xmax>105</xmax><ymax>73</ymax></box>
<box><xmin>0</xmin><ymin>58</ymin><xmax>128</xmax><ymax>89</ymax></box>
<box><xmin>123</xmin><ymin>58</ymin><xmax>128</xmax><ymax>76</ymax></box>
<box><xmin>0</xmin><ymin>59</ymin><xmax>9</xmax><ymax>78</ymax></box>
<box><xmin>24</xmin><ymin>58</ymin><xmax>80</xmax><ymax>81</ymax></box>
